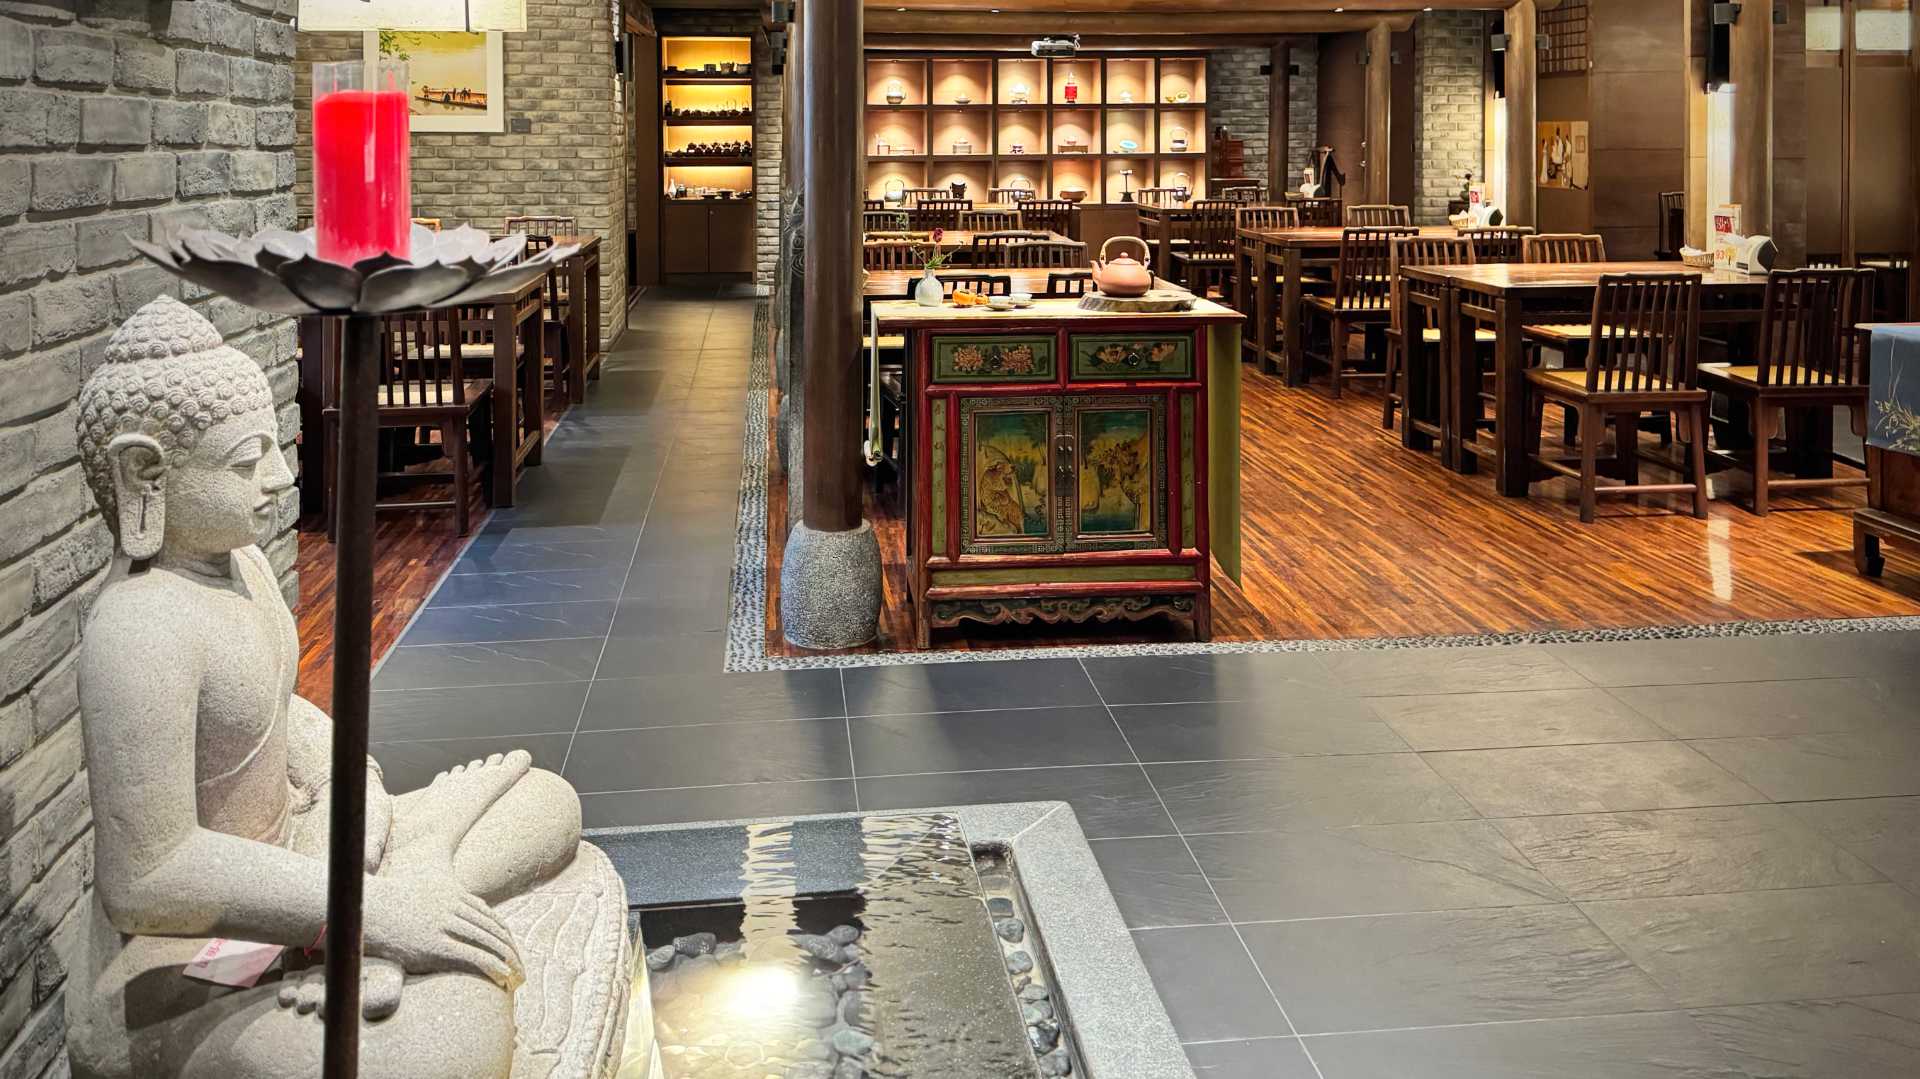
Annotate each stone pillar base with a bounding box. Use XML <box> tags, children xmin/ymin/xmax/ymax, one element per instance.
<box><xmin>780</xmin><ymin>520</ymin><xmax>882</xmax><ymax>650</ymax></box>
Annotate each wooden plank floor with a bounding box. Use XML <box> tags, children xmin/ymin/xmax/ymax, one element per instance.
<box><xmin>765</xmin><ymin>365</ymin><xmax>1920</xmax><ymax>656</ymax></box>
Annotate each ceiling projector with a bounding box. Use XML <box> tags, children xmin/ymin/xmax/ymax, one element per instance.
<box><xmin>1030</xmin><ymin>36</ymin><xmax>1080</xmax><ymax>58</ymax></box>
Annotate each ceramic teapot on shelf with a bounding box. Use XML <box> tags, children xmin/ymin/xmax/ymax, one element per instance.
<box><xmin>1091</xmin><ymin>236</ymin><xmax>1154</xmax><ymax>297</ymax></box>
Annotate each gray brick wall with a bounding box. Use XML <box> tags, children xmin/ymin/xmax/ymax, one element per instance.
<box><xmin>1414</xmin><ymin>10</ymin><xmax>1486</xmax><ymax>224</ymax></box>
<box><xmin>0</xmin><ymin>0</ymin><xmax>301</xmax><ymax>1073</ymax></box>
<box><xmin>1205</xmin><ymin>47</ymin><xmax>1268</xmax><ymax>187</ymax></box>
<box><xmin>1287</xmin><ymin>47</ymin><xmax>1319</xmax><ymax>194</ymax></box>
<box><xmin>297</xmin><ymin>3</ymin><xmax>630</xmax><ymax>347</ymax></box>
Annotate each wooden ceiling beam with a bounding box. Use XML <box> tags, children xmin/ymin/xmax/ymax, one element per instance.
<box><xmin>865</xmin><ymin>10</ymin><xmax>1415</xmax><ymax>34</ymax></box>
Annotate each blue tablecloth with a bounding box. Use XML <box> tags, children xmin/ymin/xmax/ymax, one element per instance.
<box><xmin>1869</xmin><ymin>324</ymin><xmax>1920</xmax><ymax>454</ymax></box>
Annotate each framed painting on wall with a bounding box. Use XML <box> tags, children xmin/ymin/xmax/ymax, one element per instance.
<box><xmin>364</xmin><ymin>30</ymin><xmax>505</xmax><ymax>133</ymax></box>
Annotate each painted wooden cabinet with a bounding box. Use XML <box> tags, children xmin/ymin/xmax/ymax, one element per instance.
<box><xmin>905</xmin><ymin>315</ymin><xmax>1227</xmax><ymax>646</ymax></box>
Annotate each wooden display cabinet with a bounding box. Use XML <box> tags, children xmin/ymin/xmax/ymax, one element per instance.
<box><xmin>661</xmin><ymin>35</ymin><xmax>753</xmax><ymax>276</ymax></box>
<box><xmin>892</xmin><ymin>310</ymin><xmax>1235</xmax><ymax>645</ymax></box>
<box><xmin>863</xmin><ymin>50</ymin><xmax>1208</xmax><ymax>206</ymax></box>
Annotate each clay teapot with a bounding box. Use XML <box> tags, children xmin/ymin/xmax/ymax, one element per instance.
<box><xmin>1092</xmin><ymin>236</ymin><xmax>1154</xmax><ymax>297</ymax></box>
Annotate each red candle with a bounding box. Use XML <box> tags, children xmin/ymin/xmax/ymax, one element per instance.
<box><xmin>312</xmin><ymin>63</ymin><xmax>411</xmax><ymax>265</ymax></box>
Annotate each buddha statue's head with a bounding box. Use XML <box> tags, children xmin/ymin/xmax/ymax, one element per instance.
<box><xmin>77</xmin><ymin>296</ymin><xmax>292</xmax><ymax>563</ymax></box>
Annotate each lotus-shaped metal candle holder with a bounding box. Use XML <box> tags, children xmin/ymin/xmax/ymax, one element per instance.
<box><xmin>131</xmin><ymin>223</ymin><xmax>578</xmax><ymax>316</ymax></box>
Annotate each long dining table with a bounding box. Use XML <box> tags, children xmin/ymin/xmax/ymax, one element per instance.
<box><xmin>1235</xmin><ymin>224</ymin><xmax>1458</xmax><ymax>383</ymax></box>
<box><xmin>861</xmin><ymin>267</ymin><xmax>1177</xmax><ymax>301</ymax></box>
<box><xmin>1402</xmin><ymin>261</ymin><xmax>1770</xmax><ymax>496</ymax></box>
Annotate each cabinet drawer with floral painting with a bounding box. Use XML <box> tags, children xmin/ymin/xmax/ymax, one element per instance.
<box><xmin>870</xmin><ymin>298</ymin><xmax>1246</xmax><ymax>649</ymax></box>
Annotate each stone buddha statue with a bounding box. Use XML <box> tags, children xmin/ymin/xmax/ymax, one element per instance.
<box><xmin>66</xmin><ymin>297</ymin><xmax>643</xmax><ymax>1079</ymax></box>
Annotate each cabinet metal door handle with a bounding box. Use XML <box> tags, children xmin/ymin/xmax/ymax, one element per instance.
<box><xmin>1054</xmin><ymin>434</ymin><xmax>1076</xmax><ymax>480</ymax></box>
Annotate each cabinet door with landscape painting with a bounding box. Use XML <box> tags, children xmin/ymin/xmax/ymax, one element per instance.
<box><xmin>1068</xmin><ymin>395</ymin><xmax>1168</xmax><ymax>553</ymax></box>
<box><xmin>956</xmin><ymin>397</ymin><xmax>1066</xmax><ymax>556</ymax></box>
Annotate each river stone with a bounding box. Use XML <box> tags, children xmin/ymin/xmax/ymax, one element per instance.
<box><xmin>793</xmin><ymin>983</ymin><xmax>839</xmax><ymax>1027</ymax></box>
<box><xmin>675</xmin><ymin>932</ymin><xmax>718</xmax><ymax>956</ymax></box>
<box><xmin>828</xmin><ymin>925</ymin><xmax>861</xmax><ymax>945</ymax></box>
<box><xmin>1039</xmin><ymin>1048</ymin><xmax>1073</xmax><ymax>1076</ymax></box>
<box><xmin>840</xmin><ymin>962</ymin><xmax>871</xmax><ymax>989</ymax></box>
<box><xmin>987</xmin><ymin>898</ymin><xmax>1016</xmax><ymax>917</ymax></box>
<box><xmin>838</xmin><ymin>989</ymin><xmax>868</xmax><ymax>1026</ymax></box>
<box><xmin>1029</xmin><ymin>1019</ymin><xmax>1060</xmax><ymax>1054</ymax></box>
<box><xmin>1019</xmin><ymin>983</ymin><xmax>1050</xmax><ymax>1002</ymax></box>
<box><xmin>833</xmin><ymin>1061</ymin><xmax>868</xmax><ymax>1079</ymax></box>
<box><xmin>646</xmin><ymin>945</ymin><xmax>678</xmax><ymax>972</ymax></box>
<box><xmin>1023</xmin><ymin>1000</ymin><xmax>1054</xmax><ymax>1024</ymax></box>
<box><xmin>786</xmin><ymin>1063</ymin><xmax>835</xmax><ymax>1079</ymax></box>
<box><xmin>831</xmin><ymin>1028</ymin><xmax>876</xmax><ymax>1057</ymax></box>
<box><xmin>995</xmin><ymin>918</ymin><xmax>1026</xmax><ymax>943</ymax></box>
<box><xmin>793</xmin><ymin>934</ymin><xmax>845</xmax><ymax>963</ymax></box>
<box><xmin>1006</xmin><ymin>950</ymin><xmax>1034</xmax><ymax>975</ymax></box>
<box><xmin>797</xmin><ymin>1038</ymin><xmax>832</xmax><ymax>1061</ymax></box>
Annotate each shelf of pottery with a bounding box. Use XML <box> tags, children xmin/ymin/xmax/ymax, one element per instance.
<box><xmin>662</xmin><ymin>35</ymin><xmax>755</xmax><ymax>202</ymax></box>
<box><xmin>863</xmin><ymin>53</ymin><xmax>1208</xmax><ymax>206</ymax></box>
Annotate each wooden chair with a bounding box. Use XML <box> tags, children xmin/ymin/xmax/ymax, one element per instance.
<box><xmin>864</xmin><ymin>198</ymin><xmax>886</xmax><ymax>212</ymax></box>
<box><xmin>902</xmin><ymin>187</ymin><xmax>946</xmax><ymax>206</ymax></box>
<box><xmin>1294</xmin><ymin>196</ymin><xmax>1343</xmax><ymax>227</ymax></box>
<box><xmin>968</xmin><ymin>230</ymin><xmax>1049</xmax><ymax>267</ymax></box>
<box><xmin>1043</xmin><ymin>271</ymin><xmax>1094</xmax><ymax>297</ymax></box>
<box><xmin>1017</xmin><ymin>198</ymin><xmax>1074</xmax><ymax>235</ymax></box>
<box><xmin>1169</xmin><ymin>202</ymin><xmax>1237</xmax><ymax>298</ymax></box>
<box><xmin>1236</xmin><ymin>205</ymin><xmax>1300</xmax><ymax>231</ymax></box>
<box><xmin>505</xmin><ymin>214</ymin><xmax>575</xmax><ymax>239</ymax></box>
<box><xmin>1218</xmin><ymin>184</ymin><xmax>1266</xmax><ymax>204</ymax></box>
<box><xmin>864</xmin><ymin>240</ymin><xmax>922</xmax><ymax>271</ymax></box>
<box><xmin>1524</xmin><ymin>233</ymin><xmax>1607</xmax><ymax>263</ymax></box>
<box><xmin>1655</xmin><ymin>192</ymin><xmax>1686</xmax><ymax>260</ymax></box>
<box><xmin>1521</xmin><ymin>272</ymin><xmax>1708</xmax><ymax>523</ymax></box>
<box><xmin>1005</xmin><ymin>240</ymin><xmax>1085</xmax><ymax>268</ymax></box>
<box><xmin>909</xmin><ymin>198</ymin><xmax>970</xmax><ymax>231</ymax></box>
<box><xmin>1383</xmin><ymin>234</ymin><xmax>1480</xmax><ymax>431</ymax></box>
<box><xmin>323</xmin><ymin>310</ymin><xmax>493</xmax><ymax>537</ymax></box>
<box><xmin>1135</xmin><ymin>187</ymin><xmax>1180</xmax><ymax>207</ymax></box>
<box><xmin>939</xmin><ymin>273</ymin><xmax>1012</xmax><ymax>298</ymax></box>
<box><xmin>989</xmin><ymin>186</ymin><xmax>1036</xmax><ymax>203</ymax></box>
<box><xmin>1462</xmin><ymin>226</ymin><xmax>1534</xmax><ymax>264</ymax></box>
<box><xmin>1697</xmin><ymin>268</ymin><xmax>1874</xmax><ymax>513</ymax></box>
<box><xmin>1346</xmin><ymin>204</ymin><xmax>1412</xmax><ymax>227</ymax></box>
<box><xmin>1301</xmin><ymin>226</ymin><xmax>1416</xmax><ymax>398</ymax></box>
<box><xmin>864</xmin><ymin>209</ymin><xmax>910</xmax><ymax>232</ymax></box>
<box><xmin>962</xmin><ymin>208</ymin><xmax>1019</xmax><ymax>231</ymax></box>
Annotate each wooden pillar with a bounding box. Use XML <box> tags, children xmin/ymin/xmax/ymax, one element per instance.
<box><xmin>1730</xmin><ymin>0</ymin><xmax>1773</xmax><ymax>239</ymax></box>
<box><xmin>1269</xmin><ymin>41</ymin><xmax>1290</xmax><ymax>194</ymax></box>
<box><xmin>1503</xmin><ymin>0</ymin><xmax>1537</xmax><ymax>226</ymax></box>
<box><xmin>1365</xmin><ymin>21</ymin><xmax>1392</xmax><ymax>204</ymax></box>
<box><xmin>800</xmin><ymin>0</ymin><xmax>862</xmax><ymax>532</ymax></box>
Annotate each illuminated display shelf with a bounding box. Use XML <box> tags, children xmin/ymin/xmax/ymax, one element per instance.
<box><xmin>864</xmin><ymin>51</ymin><xmax>1208</xmax><ymax>205</ymax></box>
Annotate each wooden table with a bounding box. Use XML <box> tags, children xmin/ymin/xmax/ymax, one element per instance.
<box><xmin>1403</xmin><ymin>261</ymin><xmax>1769</xmax><ymax>496</ymax></box>
<box><xmin>862</xmin><ymin>267</ymin><xmax>1172</xmax><ymax>301</ymax></box>
<box><xmin>873</xmin><ymin>297</ymin><xmax>1244</xmax><ymax>644</ymax></box>
<box><xmin>549</xmin><ymin>234</ymin><xmax>603</xmax><ymax>405</ymax></box>
<box><xmin>294</xmin><ymin>272</ymin><xmax>547</xmax><ymax>521</ymax></box>
<box><xmin>1237</xmin><ymin>225</ymin><xmax>1457</xmax><ymax>382</ymax></box>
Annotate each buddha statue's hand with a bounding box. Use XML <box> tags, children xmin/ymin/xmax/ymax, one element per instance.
<box><xmin>362</xmin><ymin>873</ymin><xmax>522</xmax><ymax>989</ymax></box>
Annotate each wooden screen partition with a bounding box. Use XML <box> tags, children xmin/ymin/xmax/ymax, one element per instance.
<box><xmin>661</xmin><ymin>35</ymin><xmax>756</xmax><ymax>274</ymax></box>
<box><xmin>863</xmin><ymin>51</ymin><xmax>1208</xmax><ymax>205</ymax></box>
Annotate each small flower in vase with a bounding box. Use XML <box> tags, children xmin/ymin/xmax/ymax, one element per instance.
<box><xmin>921</xmin><ymin>228</ymin><xmax>954</xmax><ymax>274</ymax></box>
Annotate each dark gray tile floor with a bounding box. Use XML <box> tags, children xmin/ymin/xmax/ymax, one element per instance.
<box><xmin>367</xmin><ymin>285</ymin><xmax>1920</xmax><ymax>1078</ymax></box>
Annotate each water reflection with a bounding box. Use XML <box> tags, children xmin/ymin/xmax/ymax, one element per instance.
<box><xmin>634</xmin><ymin>815</ymin><xmax>1042</xmax><ymax>1078</ymax></box>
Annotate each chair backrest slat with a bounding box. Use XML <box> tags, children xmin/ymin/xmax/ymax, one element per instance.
<box><xmin>1585</xmin><ymin>272</ymin><xmax>1699</xmax><ymax>393</ymax></box>
<box><xmin>989</xmin><ymin>186</ymin><xmax>1036</xmax><ymax>204</ymax></box>
<box><xmin>1756</xmin><ymin>268</ymin><xmax>1873</xmax><ymax>387</ymax></box>
<box><xmin>1336</xmin><ymin>226</ymin><xmax>1418</xmax><ymax>310</ymax></box>
<box><xmin>939</xmin><ymin>274</ymin><xmax>1011</xmax><ymax>298</ymax></box>
<box><xmin>909</xmin><ymin>198</ymin><xmax>970</xmax><ymax>231</ymax></box>
<box><xmin>863</xmin><ymin>240</ymin><xmax>920</xmax><ymax>271</ymax></box>
<box><xmin>1017</xmin><ymin>199</ymin><xmax>1074</xmax><ymax>235</ymax></box>
<box><xmin>1044</xmin><ymin>270</ymin><xmax>1093</xmax><ymax>297</ymax></box>
<box><xmin>1462</xmin><ymin>226</ymin><xmax>1534</xmax><ymax>264</ymax></box>
<box><xmin>968</xmin><ymin>230</ymin><xmax>1050</xmax><ymax>267</ymax></box>
<box><xmin>1524</xmin><ymin>232</ymin><xmax>1606</xmax><ymax>264</ymax></box>
<box><xmin>1005</xmin><ymin>240</ymin><xmax>1086</xmax><ymax>268</ymax></box>
<box><xmin>1346</xmin><ymin>204</ymin><xmax>1412</xmax><ymax>227</ymax></box>
<box><xmin>380</xmin><ymin>309</ymin><xmax>462</xmax><ymax>408</ymax></box>
<box><xmin>1388</xmin><ymin>235</ymin><xmax>1474</xmax><ymax>332</ymax></box>
<box><xmin>1295</xmin><ymin>196</ymin><xmax>1343</xmax><ymax>227</ymax></box>
<box><xmin>1236</xmin><ymin>205</ymin><xmax>1300</xmax><ymax>231</ymax></box>
<box><xmin>962</xmin><ymin>209</ymin><xmax>1019</xmax><ymax>231</ymax></box>
<box><xmin>1183</xmin><ymin>202</ymin><xmax>1238</xmax><ymax>256</ymax></box>
<box><xmin>863</xmin><ymin>209</ymin><xmax>910</xmax><ymax>232</ymax></box>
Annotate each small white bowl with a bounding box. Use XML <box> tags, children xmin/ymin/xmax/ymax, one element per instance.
<box><xmin>1009</xmin><ymin>292</ymin><xmax>1033</xmax><ymax>305</ymax></box>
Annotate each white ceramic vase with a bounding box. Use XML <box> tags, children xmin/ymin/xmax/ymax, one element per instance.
<box><xmin>915</xmin><ymin>270</ymin><xmax>944</xmax><ymax>307</ymax></box>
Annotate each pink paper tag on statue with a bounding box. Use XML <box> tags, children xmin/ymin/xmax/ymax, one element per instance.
<box><xmin>183</xmin><ymin>938</ymin><xmax>285</xmax><ymax>988</ymax></box>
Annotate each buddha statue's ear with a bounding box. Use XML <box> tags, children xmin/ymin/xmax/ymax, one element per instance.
<box><xmin>107</xmin><ymin>432</ymin><xmax>167</xmax><ymax>561</ymax></box>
